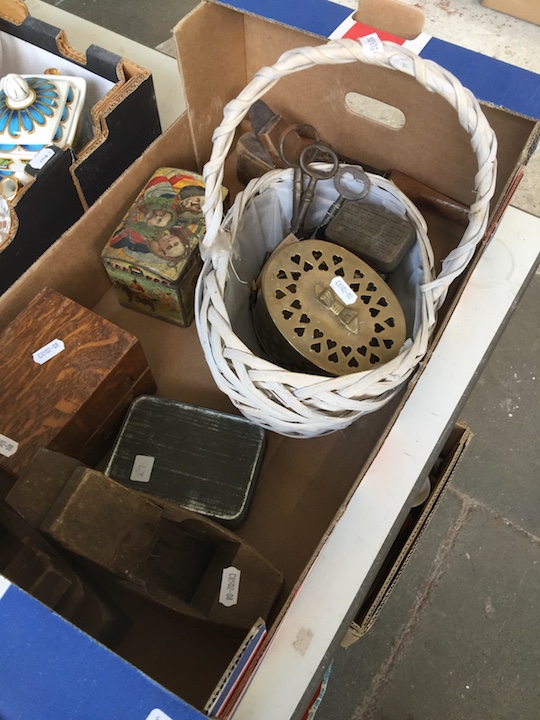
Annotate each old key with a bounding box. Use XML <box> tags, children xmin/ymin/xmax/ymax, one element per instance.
<box><xmin>290</xmin><ymin>142</ymin><xmax>339</xmax><ymax>237</ymax></box>
<box><xmin>278</xmin><ymin>123</ymin><xmax>320</xmax><ymax>230</ymax></box>
<box><xmin>313</xmin><ymin>164</ymin><xmax>371</xmax><ymax>237</ymax></box>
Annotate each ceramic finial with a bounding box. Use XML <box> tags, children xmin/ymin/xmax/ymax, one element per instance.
<box><xmin>1</xmin><ymin>74</ymin><xmax>33</xmax><ymax>109</ymax></box>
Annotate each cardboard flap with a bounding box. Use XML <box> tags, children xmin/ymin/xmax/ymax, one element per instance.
<box><xmin>0</xmin><ymin>0</ymin><xmax>28</xmax><ymax>25</ymax></box>
<box><xmin>355</xmin><ymin>0</ymin><xmax>425</xmax><ymax>40</ymax></box>
<box><xmin>179</xmin><ymin>6</ymin><xmax>478</xmax><ymax>205</ymax></box>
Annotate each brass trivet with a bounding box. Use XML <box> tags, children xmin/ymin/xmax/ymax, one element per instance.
<box><xmin>253</xmin><ymin>240</ymin><xmax>406</xmax><ymax>376</ymax></box>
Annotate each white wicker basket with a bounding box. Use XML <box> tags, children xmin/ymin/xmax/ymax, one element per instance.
<box><xmin>196</xmin><ymin>39</ymin><xmax>497</xmax><ymax>438</ymax></box>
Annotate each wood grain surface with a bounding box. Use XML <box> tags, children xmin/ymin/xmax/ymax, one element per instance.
<box><xmin>0</xmin><ymin>287</ymin><xmax>154</xmax><ymax>477</ymax></box>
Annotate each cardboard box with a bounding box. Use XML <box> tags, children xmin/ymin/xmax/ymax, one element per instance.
<box><xmin>481</xmin><ymin>0</ymin><xmax>540</xmax><ymax>26</ymax></box>
<box><xmin>0</xmin><ymin>0</ymin><xmax>161</xmax><ymax>294</ymax></box>
<box><xmin>0</xmin><ymin>0</ymin><xmax>539</xmax><ymax>714</ymax></box>
<box><xmin>341</xmin><ymin>422</ymin><xmax>472</xmax><ymax>645</ymax></box>
<box><xmin>0</xmin><ymin>576</ymin><xmax>207</xmax><ymax>719</ymax></box>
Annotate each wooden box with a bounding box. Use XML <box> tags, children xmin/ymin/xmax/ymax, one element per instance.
<box><xmin>101</xmin><ymin>167</ymin><xmax>210</xmax><ymax>327</ymax></box>
<box><xmin>0</xmin><ymin>287</ymin><xmax>155</xmax><ymax>478</ymax></box>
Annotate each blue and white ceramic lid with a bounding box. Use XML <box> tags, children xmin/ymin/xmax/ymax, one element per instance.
<box><xmin>0</xmin><ymin>72</ymin><xmax>86</xmax><ymax>188</ymax></box>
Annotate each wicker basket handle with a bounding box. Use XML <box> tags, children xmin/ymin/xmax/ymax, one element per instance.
<box><xmin>202</xmin><ymin>39</ymin><xmax>497</xmax><ymax>307</ymax></box>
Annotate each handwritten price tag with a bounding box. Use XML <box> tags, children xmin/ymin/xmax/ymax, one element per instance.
<box><xmin>32</xmin><ymin>338</ymin><xmax>65</xmax><ymax>365</ymax></box>
<box><xmin>330</xmin><ymin>276</ymin><xmax>358</xmax><ymax>305</ymax></box>
<box><xmin>0</xmin><ymin>433</ymin><xmax>18</xmax><ymax>458</ymax></box>
<box><xmin>130</xmin><ymin>455</ymin><xmax>155</xmax><ymax>483</ymax></box>
<box><xmin>359</xmin><ymin>32</ymin><xmax>384</xmax><ymax>55</ymax></box>
<box><xmin>219</xmin><ymin>566</ymin><xmax>241</xmax><ymax>607</ymax></box>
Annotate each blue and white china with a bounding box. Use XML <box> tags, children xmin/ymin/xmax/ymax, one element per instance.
<box><xmin>0</xmin><ymin>71</ymin><xmax>86</xmax><ymax>191</ymax></box>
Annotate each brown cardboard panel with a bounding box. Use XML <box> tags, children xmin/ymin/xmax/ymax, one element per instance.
<box><xmin>179</xmin><ymin>6</ymin><xmax>538</xmax><ymax>212</ymax></box>
<box><xmin>176</xmin><ymin>1</ymin><xmax>247</xmax><ymax>168</ymax></box>
<box><xmin>355</xmin><ymin>0</ymin><xmax>425</xmax><ymax>40</ymax></box>
<box><xmin>105</xmin><ymin>582</ymin><xmax>247</xmax><ymax>708</ymax></box>
<box><xmin>184</xmin><ymin>9</ymin><xmax>476</xmax><ymax>205</ymax></box>
<box><xmin>482</xmin><ymin>0</ymin><xmax>540</xmax><ymax>25</ymax></box>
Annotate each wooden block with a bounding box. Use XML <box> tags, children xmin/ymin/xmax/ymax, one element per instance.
<box><xmin>6</xmin><ymin>448</ymin><xmax>85</xmax><ymax>528</ymax></box>
<box><xmin>42</xmin><ymin>468</ymin><xmax>283</xmax><ymax>629</ymax></box>
<box><xmin>0</xmin><ymin>288</ymin><xmax>156</xmax><ymax>478</ymax></box>
<box><xmin>0</xmin><ymin>504</ymin><xmax>127</xmax><ymax>646</ymax></box>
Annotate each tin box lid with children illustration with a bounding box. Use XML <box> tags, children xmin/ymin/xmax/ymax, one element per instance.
<box><xmin>102</xmin><ymin>167</ymin><xmax>207</xmax><ymax>283</ymax></box>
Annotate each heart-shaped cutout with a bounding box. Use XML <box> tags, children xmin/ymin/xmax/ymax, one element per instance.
<box><xmin>327</xmin><ymin>339</ymin><xmax>337</xmax><ymax>349</ymax></box>
<box><xmin>313</xmin><ymin>329</ymin><xmax>324</xmax><ymax>338</ymax></box>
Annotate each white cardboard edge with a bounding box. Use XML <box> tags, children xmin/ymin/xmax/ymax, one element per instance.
<box><xmin>0</xmin><ymin>575</ymin><xmax>11</xmax><ymax>601</ymax></box>
<box><xmin>231</xmin><ymin>207</ymin><xmax>540</xmax><ymax>719</ymax></box>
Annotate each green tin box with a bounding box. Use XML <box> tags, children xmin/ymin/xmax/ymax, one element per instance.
<box><xmin>101</xmin><ymin>167</ymin><xmax>213</xmax><ymax>327</ymax></box>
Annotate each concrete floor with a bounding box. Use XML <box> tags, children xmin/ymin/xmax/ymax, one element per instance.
<box><xmin>35</xmin><ymin>0</ymin><xmax>540</xmax><ymax>717</ymax></box>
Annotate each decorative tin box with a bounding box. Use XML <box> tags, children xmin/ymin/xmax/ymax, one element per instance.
<box><xmin>0</xmin><ymin>287</ymin><xmax>156</xmax><ymax>478</ymax></box>
<box><xmin>105</xmin><ymin>395</ymin><xmax>267</xmax><ymax>527</ymax></box>
<box><xmin>101</xmin><ymin>167</ymin><xmax>215</xmax><ymax>327</ymax></box>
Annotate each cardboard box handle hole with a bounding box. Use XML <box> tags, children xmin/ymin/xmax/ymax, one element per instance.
<box><xmin>345</xmin><ymin>92</ymin><xmax>406</xmax><ymax>130</ymax></box>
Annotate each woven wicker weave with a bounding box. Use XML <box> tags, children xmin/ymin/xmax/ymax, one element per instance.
<box><xmin>196</xmin><ymin>39</ymin><xmax>497</xmax><ymax>438</ymax></box>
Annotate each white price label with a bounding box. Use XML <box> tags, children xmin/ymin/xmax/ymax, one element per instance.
<box><xmin>145</xmin><ymin>711</ymin><xmax>174</xmax><ymax>720</ymax></box>
<box><xmin>130</xmin><ymin>455</ymin><xmax>155</xmax><ymax>483</ymax></box>
<box><xmin>28</xmin><ymin>146</ymin><xmax>56</xmax><ymax>170</ymax></box>
<box><xmin>219</xmin><ymin>566</ymin><xmax>241</xmax><ymax>607</ymax></box>
<box><xmin>359</xmin><ymin>32</ymin><xmax>384</xmax><ymax>55</ymax></box>
<box><xmin>32</xmin><ymin>338</ymin><xmax>65</xmax><ymax>365</ymax></box>
<box><xmin>0</xmin><ymin>433</ymin><xmax>18</xmax><ymax>458</ymax></box>
<box><xmin>330</xmin><ymin>276</ymin><xmax>357</xmax><ymax>305</ymax></box>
